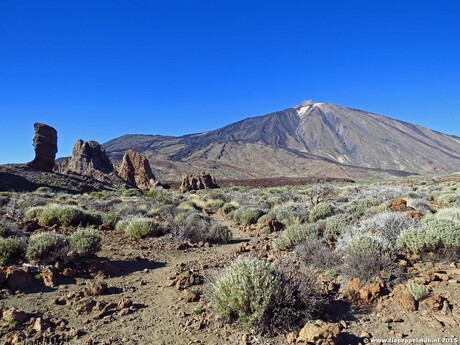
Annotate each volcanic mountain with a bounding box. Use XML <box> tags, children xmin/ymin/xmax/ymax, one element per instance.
<box><xmin>103</xmin><ymin>101</ymin><xmax>460</xmax><ymax>181</ymax></box>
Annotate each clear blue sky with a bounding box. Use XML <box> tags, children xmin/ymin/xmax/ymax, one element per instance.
<box><xmin>1</xmin><ymin>0</ymin><xmax>459</xmax><ymax>163</ymax></box>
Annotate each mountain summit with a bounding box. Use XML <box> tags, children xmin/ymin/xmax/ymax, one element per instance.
<box><xmin>103</xmin><ymin>101</ymin><xmax>460</xmax><ymax>180</ymax></box>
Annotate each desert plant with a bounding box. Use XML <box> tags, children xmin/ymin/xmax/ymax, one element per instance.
<box><xmin>324</xmin><ymin>213</ymin><xmax>350</xmax><ymax>241</ymax></box>
<box><xmin>122</xmin><ymin>188</ymin><xmax>143</xmax><ymax>197</ymax></box>
<box><xmin>0</xmin><ymin>237</ymin><xmax>26</xmax><ymax>265</ymax></box>
<box><xmin>437</xmin><ymin>193</ymin><xmax>457</xmax><ymax>205</ymax></box>
<box><xmin>339</xmin><ymin>234</ymin><xmax>394</xmax><ymax>281</ymax></box>
<box><xmin>26</xmin><ymin>232</ymin><xmax>71</xmax><ymax>264</ymax></box>
<box><xmin>118</xmin><ymin>217</ymin><xmax>161</xmax><ymax>239</ymax></box>
<box><xmin>222</xmin><ymin>202</ymin><xmax>238</xmax><ymax>215</ymax></box>
<box><xmin>210</xmin><ymin>257</ymin><xmax>280</xmax><ymax>328</ymax></box>
<box><xmin>259</xmin><ymin>259</ymin><xmax>322</xmax><ymax>335</ymax></box>
<box><xmin>207</xmin><ymin>224</ymin><xmax>233</xmax><ymax>243</ymax></box>
<box><xmin>70</xmin><ymin>228</ymin><xmax>102</xmax><ymax>256</ymax></box>
<box><xmin>295</xmin><ymin>238</ymin><xmax>341</xmax><ymax>270</ymax></box>
<box><xmin>233</xmin><ymin>207</ymin><xmax>266</xmax><ymax>226</ymax></box>
<box><xmin>308</xmin><ymin>202</ymin><xmax>336</xmax><ymax>223</ymax></box>
<box><xmin>273</xmin><ymin>224</ymin><xmax>319</xmax><ymax>251</ymax></box>
<box><xmin>406</xmin><ymin>280</ymin><xmax>429</xmax><ymax>301</ymax></box>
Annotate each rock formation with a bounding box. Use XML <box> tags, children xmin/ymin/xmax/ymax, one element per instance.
<box><xmin>180</xmin><ymin>172</ymin><xmax>219</xmax><ymax>192</ymax></box>
<box><xmin>27</xmin><ymin>123</ymin><xmax>57</xmax><ymax>172</ymax></box>
<box><xmin>117</xmin><ymin>150</ymin><xmax>159</xmax><ymax>190</ymax></box>
<box><xmin>57</xmin><ymin>140</ymin><xmax>114</xmax><ymax>180</ymax></box>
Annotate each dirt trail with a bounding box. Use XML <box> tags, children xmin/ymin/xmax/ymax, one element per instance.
<box><xmin>1</xmin><ymin>214</ymin><xmax>252</xmax><ymax>344</ymax></box>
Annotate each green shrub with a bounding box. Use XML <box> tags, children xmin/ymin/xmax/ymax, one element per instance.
<box><xmin>273</xmin><ymin>224</ymin><xmax>319</xmax><ymax>251</ymax></box>
<box><xmin>406</xmin><ymin>280</ymin><xmax>429</xmax><ymax>301</ymax></box>
<box><xmin>0</xmin><ymin>237</ymin><xmax>25</xmax><ymax>265</ymax></box>
<box><xmin>211</xmin><ymin>257</ymin><xmax>280</xmax><ymax>327</ymax></box>
<box><xmin>437</xmin><ymin>193</ymin><xmax>457</xmax><ymax>205</ymax></box>
<box><xmin>308</xmin><ymin>203</ymin><xmax>336</xmax><ymax>223</ymax></box>
<box><xmin>25</xmin><ymin>205</ymin><xmax>100</xmax><ymax>227</ymax></box>
<box><xmin>35</xmin><ymin>187</ymin><xmax>53</xmax><ymax>194</ymax></box>
<box><xmin>70</xmin><ymin>228</ymin><xmax>102</xmax><ymax>256</ymax></box>
<box><xmin>26</xmin><ymin>232</ymin><xmax>71</xmax><ymax>264</ymax></box>
<box><xmin>116</xmin><ymin>217</ymin><xmax>161</xmax><ymax>239</ymax></box>
<box><xmin>222</xmin><ymin>203</ymin><xmax>238</xmax><ymax>215</ymax></box>
<box><xmin>101</xmin><ymin>213</ymin><xmax>121</xmax><ymax>228</ymax></box>
<box><xmin>122</xmin><ymin>188</ymin><xmax>143</xmax><ymax>197</ymax></box>
<box><xmin>233</xmin><ymin>208</ymin><xmax>265</xmax><ymax>226</ymax></box>
<box><xmin>397</xmin><ymin>217</ymin><xmax>460</xmax><ymax>254</ymax></box>
<box><xmin>324</xmin><ymin>213</ymin><xmax>350</xmax><ymax>241</ymax></box>
<box><xmin>435</xmin><ymin>207</ymin><xmax>460</xmax><ymax>222</ymax></box>
<box><xmin>207</xmin><ymin>224</ymin><xmax>233</xmax><ymax>243</ymax></box>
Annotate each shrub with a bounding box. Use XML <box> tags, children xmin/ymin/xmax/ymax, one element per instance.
<box><xmin>0</xmin><ymin>237</ymin><xmax>25</xmax><ymax>265</ymax></box>
<box><xmin>70</xmin><ymin>228</ymin><xmax>102</xmax><ymax>256</ymax></box>
<box><xmin>207</xmin><ymin>224</ymin><xmax>233</xmax><ymax>243</ymax></box>
<box><xmin>116</xmin><ymin>217</ymin><xmax>161</xmax><ymax>239</ymax></box>
<box><xmin>339</xmin><ymin>234</ymin><xmax>394</xmax><ymax>281</ymax></box>
<box><xmin>270</xmin><ymin>206</ymin><xmax>306</xmax><ymax>227</ymax></box>
<box><xmin>396</xmin><ymin>217</ymin><xmax>460</xmax><ymax>254</ymax></box>
<box><xmin>210</xmin><ymin>257</ymin><xmax>280</xmax><ymax>327</ymax></box>
<box><xmin>295</xmin><ymin>238</ymin><xmax>341</xmax><ymax>270</ymax></box>
<box><xmin>173</xmin><ymin>212</ymin><xmax>211</xmax><ymax>243</ymax></box>
<box><xmin>437</xmin><ymin>193</ymin><xmax>457</xmax><ymax>205</ymax></box>
<box><xmin>308</xmin><ymin>203</ymin><xmax>336</xmax><ymax>223</ymax></box>
<box><xmin>122</xmin><ymin>188</ymin><xmax>143</xmax><ymax>197</ymax></box>
<box><xmin>26</xmin><ymin>232</ymin><xmax>71</xmax><ymax>264</ymax></box>
<box><xmin>406</xmin><ymin>280</ymin><xmax>429</xmax><ymax>301</ymax></box>
<box><xmin>35</xmin><ymin>187</ymin><xmax>53</xmax><ymax>194</ymax></box>
<box><xmin>324</xmin><ymin>213</ymin><xmax>350</xmax><ymax>241</ymax></box>
<box><xmin>222</xmin><ymin>203</ymin><xmax>238</xmax><ymax>215</ymax></box>
<box><xmin>233</xmin><ymin>208</ymin><xmax>266</xmax><ymax>226</ymax></box>
<box><xmin>101</xmin><ymin>213</ymin><xmax>121</xmax><ymax>228</ymax></box>
<box><xmin>434</xmin><ymin>207</ymin><xmax>460</xmax><ymax>222</ymax></box>
<box><xmin>351</xmin><ymin>212</ymin><xmax>414</xmax><ymax>244</ymax></box>
<box><xmin>273</xmin><ymin>224</ymin><xmax>319</xmax><ymax>251</ymax></box>
<box><xmin>25</xmin><ymin>205</ymin><xmax>101</xmax><ymax>227</ymax></box>
<box><xmin>259</xmin><ymin>259</ymin><xmax>322</xmax><ymax>335</ymax></box>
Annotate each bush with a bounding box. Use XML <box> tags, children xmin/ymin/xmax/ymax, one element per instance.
<box><xmin>339</xmin><ymin>234</ymin><xmax>394</xmax><ymax>281</ymax></box>
<box><xmin>70</xmin><ymin>228</ymin><xmax>102</xmax><ymax>256</ymax></box>
<box><xmin>222</xmin><ymin>203</ymin><xmax>238</xmax><ymax>215</ymax></box>
<box><xmin>26</xmin><ymin>232</ymin><xmax>71</xmax><ymax>264</ymax></box>
<box><xmin>351</xmin><ymin>212</ymin><xmax>414</xmax><ymax>244</ymax></box>
<box><xmin>207</xmin><ymin>224</ymin><xmax>233</xmax><ymax>243</ymax></box>
<box><xmin>211</xmin><ymin>257</ymin><xmax>280</xmax><ymax>327</ymax></box>
<box><xmin>25</xmin><ymin>205</ymin><xmax>101</xmax><ymax>227</ymax></box>
<box><xmin>233</xmin><ymin>208</ymin><xmax>266</xmax><ymax>226</ymax></box>
<box><xmin>259</xmin><ymin>259</ymin><xmax>322</xmax><ymax>335</ymax></box>
<box><xmin>406</xmin><ymin>280</ymin><xmax>429</xmax><ymax>301</ymax></box>
<box><xmin>116</xmin><ymin>217</ymin><xmax>161</xmax><ymax>239</ymax></box>
<box><xmin>0</xmin><ymin>237</ymin><xmax>25</xmax><ymax>265</ymax></box>
<box><xmin>324</xmin><ymin>214</ymin><xmax>350</xmax><ymax>241</ymax></box>
<box><xmin>437</xmin><ymin>193</ymin><xmax>457</xmax><ymax>205</ymax></box>
<box><xmin>273</xmin><ymin>224</ymin><xmax>319</xmax><ymax>251</ymax></box>
<box><xmin>295</xmin><ymin>238</ymin><xmax>341</xmax><ymax>270</ymax></box>
<box><xmin>122</xmin><ymin>188</ymin><xmax>143</xmax><ymax>197</ymax></box>
<box><xmin>308</xmin><ymin>203</ymin><xmax>336</xmax><ymax>223</ymax></box>
<box><xmin>396</xmin><ymin>217</ymin><xmax>460</xmax><ymax>254</ymax></box>
<box><xmin>173</xmin><ymin>212</ymin><xmax>210</xmax><ymax>243</ymax></box>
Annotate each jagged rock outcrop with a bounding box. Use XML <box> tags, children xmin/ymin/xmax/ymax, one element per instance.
<box><xmin>27</xmin><ymin>123</ymin><xmax>57</xmax><ymax>172</ymax></box>
<box><xmin>118</xmin><ymin>150</ymin><xmax>159</xmax><ymax>190</ymax></box>
<box><xmin>57</xmin><ymin>140</ymin><xmax>114</xmax><ymax>180</ymax></box>
<box><xmin>180</xmin><ymin>172</ymin><xmax>219</xmax><ymax>192</ymax></box>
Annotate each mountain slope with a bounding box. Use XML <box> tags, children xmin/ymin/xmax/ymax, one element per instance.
<box><xmin>104</xmin><ymin>101</ymin><xmax>460</xmax><ymax>180</ymax></box>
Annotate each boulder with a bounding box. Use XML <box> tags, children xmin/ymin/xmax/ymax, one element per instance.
<box><xmin>117</xmin><ymin>150</ymin><xmax>159</xmax><ymax>190</ymax></box>
<box><xmin>180</xmin><ymin>172</ymin><xmax>219</xmax><ymax>192</ymax></box>
<box><xmin>27</xmin><ymin>123</ymin><xmax>58</xmax><ymax>172</ymax></box>
<box><xmin>297</xmin><ymin>320</ymin><xmax>342</xmax><ymax>344</ymax></box>
<box><xmin>5</xmin><ymin>266</ymin><xmax>34</xmax><ymax>291</ymax></box>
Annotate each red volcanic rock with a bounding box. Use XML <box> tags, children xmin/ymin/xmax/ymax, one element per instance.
<box><xmin>27</xmin><ymin>123</ymin><xmax>58</xmax><ymax>172</ymax></box>
<box><xmin>118</xmin><ymin>150</ymin><xmax>159</xmax><ymax>190</ymax></box>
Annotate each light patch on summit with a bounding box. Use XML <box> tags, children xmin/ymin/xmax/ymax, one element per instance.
<box><xmin>295</xmin><ymin>100</ymin><xmax>324</xmax><ymax>117</ymax></box>
<box><xmin>296</xmin><ymin>105</ymin><xmax>311</xmax><ymax>117</ymax></box>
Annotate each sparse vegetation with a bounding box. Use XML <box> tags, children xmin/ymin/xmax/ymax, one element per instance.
<box><xmin>69</xmin><ymin>228</ymin><xmax>102</xmax><ymax>256</ymax></box>
<box><xmin>26</xmin><ymin>232</ymin><xmax>71</xmax><ymax>264</ymax></box>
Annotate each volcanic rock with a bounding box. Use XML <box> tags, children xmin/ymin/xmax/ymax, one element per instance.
<box><xmin>180</xmin><ymin>172</ymin><xmax>219</xmax><ymax>192</ymax></box>
<box><xmin>57</xmin><ymin>140</ymin><xmax>114</xmax><ymax>179</ymax></box>
<box><xmin>27</xmin><ymin>123</ymin><xmax>58</xmax><ymax>172</ymax></box>
<box><xmin>118</xmin><ymin>150</ymin><xmax>159</xmax><ymax>190</ymax></box>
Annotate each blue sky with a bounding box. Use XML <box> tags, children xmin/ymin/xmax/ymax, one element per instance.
<box><xmin>1</xmin><ymin>0</ymin><xmax>459</xmax><ymax>163</ymax></box>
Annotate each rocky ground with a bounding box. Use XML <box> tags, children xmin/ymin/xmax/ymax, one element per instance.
<box><xmin>2</xmin><ymin>214</ymin><xmax>460</xmax><ymax>344</ymax></box>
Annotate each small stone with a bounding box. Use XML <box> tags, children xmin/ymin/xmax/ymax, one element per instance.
<box><xmin>399</xmin><ymin>293</ymin><xmax>417</xmax><ymax>312</ymax></box>
<box><xmin>359</xmin><ymin>331</ymin><xmax>372</xmax><ymax>338</ymax></box>
<box><xmin>2</xmin><ymin>307</ymin><xmax>28</xmax><ymax>323</ymax></box>
<box><xmin>286</xmin><ymin>332</ymin><xmax>297</xmax><ymax>344</ymax></box>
